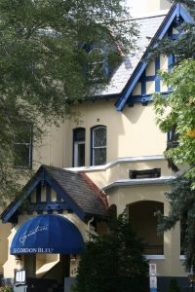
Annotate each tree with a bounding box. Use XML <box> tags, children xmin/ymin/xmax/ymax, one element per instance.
<box><xmin>0</xmin><ymin>0</ymin><xmax>137</xmax><ymax>204</ymax></box>
<box><xmin>153</xmin><ymin>0</ymin><xmax>195</xmax><ymax>273</ymax></box>
<box><xmin>168</xmin><ymin>278</ymin><xmax>181</xmax><ymax>292</ymax></box>
<box><xmin>73</xmin><ymin>214</ymin><xmax>148</xmax><ymax>292</ymax></box>
<box><xmin>152</xmin><ymin>0</ymin><xmax>195</xmax><ymax>61</ymax></box>
<box><xmin>154</xmin><ymin>59</ymin><xmax>195</xmax><ymax>185</ymax></box>
<box><xmin>157</xmin><ymin>176</ymin><xmax>195</xmax><ymax>272</ymax></box>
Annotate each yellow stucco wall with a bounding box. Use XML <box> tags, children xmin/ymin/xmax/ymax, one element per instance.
<box><xmin>0</xmin><ymin>51</ymin><xmax>183</xmax><ymax>281</ymax></box>
<box><xmin>106</xmin><ymin>183</ymin><xmax>187</xmax><ymax>277</ymax></box>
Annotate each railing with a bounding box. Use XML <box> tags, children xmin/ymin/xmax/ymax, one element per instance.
<box><xmin>144</xmin><ymin>244</ymin><xmax>164</xmax><ymax>255</ymax></box>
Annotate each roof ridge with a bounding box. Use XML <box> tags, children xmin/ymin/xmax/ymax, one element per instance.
<box><xmin>133</xmin><ymin>12</ymin><xmax>168</xmax><ymax>21</ymax></box>
<box><xmin>80</xmin><ymin>172</ymin><xmax>108</xmax><ymax>209</ymax></box>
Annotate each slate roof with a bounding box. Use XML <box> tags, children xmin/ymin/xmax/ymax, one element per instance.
<box><xmin>44</xmin><ymin>165</ymin><xmax>108</xmax><ymax>216</ymax></box>
<box><xmin>1</xmin><ymin>165</ymin><xmax>108</xmax><ymax>223</ymax></box>
<box><xmin>96</xmin><ymin>13</ymin><xmax>166</xmax><ymax>96</ymax></box>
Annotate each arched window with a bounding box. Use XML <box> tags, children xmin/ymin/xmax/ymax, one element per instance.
<box><xmin>73</xmin><ymin>128</ymin><xmax>85</xmax><ymax>167</ymax></box>
<box><xmin>91</xmin><ymin>125</ymin><xmax>107</xmax><ymax>166</ymax></box>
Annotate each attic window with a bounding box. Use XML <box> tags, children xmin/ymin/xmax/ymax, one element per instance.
<box><xmin>129</xmin><ymin>168</ymin><xmax>161</xmax><ymax>179</ymax></box>
<box><xmin>14</xmin><ymin>122</ymin><xmax>33</xmax><ymax>169</ymax></box>
<box><xmin>88</xmin><ymin>48</ymin><xmax>105</xmax><ymax>81</ymax></box>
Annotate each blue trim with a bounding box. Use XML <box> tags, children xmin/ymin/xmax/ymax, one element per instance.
<box><xmin>36</xmin><ymin>183</ymin><xmax>41</xmax><ymax>203</ymax></box>
<box><xmin>143</xmin><ymin>76</ymin><xmax>156</xmax><ymax>82</ymax></box>
<box><xmin>155</xmin><ymin>57</ymin><xmax>161</xmax><ymax>92</ymax></box>
<box><xmin>1</xmin><ymin>175</ymin><xmax>43</xmax><ymax>223</ymax></box>
<box><xmin>141</xmin><ymin>70</ymin><xmax>146</xmax><ymax>95</ymax></box>
<box><xmin>168</xmin><ymin>54</ymin><xmax>175</xmax><ymax>71</ymax></box>
<box><xmin>1</xmin><ymin>165</ymin><xmax>85</xmax><ymax>223</ymax></box>
<box><xmin>115</xmin><ymin>4</ymin><xmax>194</xmax><ymax>111</ymax></box>
<box><xmin>38</xmin><ymin>170</ymin><xmax>85</xmax><ymax>219</ymax></box>
<box><xmin>30</xmin><ymin>202</ymin><xmax>69</xmax><ymax>214</ymax></box>
<box><xmin>178</xmin><ymin>4</ymin><xmax>194</xmax><ymax>23</ymax></box>
<box><xmin>129</xmin><ymin>91</ymin><xmax>170</xmax><ymax>105</ymax></box>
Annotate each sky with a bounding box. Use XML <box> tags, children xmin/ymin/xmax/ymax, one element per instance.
<box><xmin>125</xmin><ymin>0</ymin><xmax>152</xmax><ymax>16</ymax></box>
<box><xmin>125</xmin><ymin>0</ymin><xmax>171</xmax><ymax>17</ymax></box>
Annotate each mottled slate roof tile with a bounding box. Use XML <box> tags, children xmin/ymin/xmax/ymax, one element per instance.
<box><xmin>96</xmin><ymin>13</ymin><xmax>166</xmax><ymax>96</ymax></box>
<box><xmin>44</xmin><ymin>165</ymin><xmax>108</xmax><ymax>216</ymax></box>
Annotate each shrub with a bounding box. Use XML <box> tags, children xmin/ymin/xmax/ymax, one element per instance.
<box><xmin>168</xmin><ymin>278</ymin><xmax>180</xmax><ymax>292</ymax></box>
<box><xmin>73</xmin><ymin>214</ymin><xmax>149</xmax><ymax>292</ymax></box>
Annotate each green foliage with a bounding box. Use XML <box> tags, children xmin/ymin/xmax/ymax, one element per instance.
<box><xmin>0</xmin><ymin>0</ymin><xmax>138</xmax><ymax>204</ymax></box>
<box><xmin>168</xmin><ymin>278</ymin><xmax>181</xmax><ymax>292</ymax></box>
<box><xmin>154</xmin><ymin>59</ymin><xmax>195</xmax><ymax>186</ymax></box>
<box><xmin>151</xmin><ymin>0</ymin><xmax>195</xmax><ymax>62</ymax></box>
<box><xmin>157</xmin><ymin>176</ymin><xmax>195</xmax><ymax>271</ymax></box>
<box><xmin>0</xmin><ymin>287</ymin><xmax>13</xmax><ymax>292</ymax></box>
<box><xmin>153</xmin><ymin>1</ymin><xmax>195</xmax><ymax>275</ymax></box>
<box><xmin>73</xmin><ymin>214</ymin><xmax>148</xmax><ymax>292</ymax></box>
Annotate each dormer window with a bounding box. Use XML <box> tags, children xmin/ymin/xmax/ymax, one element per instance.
<box><xmin>81</xmin><ymin>41</ymin><xmax>120</xmax><ymax>83</ymax></box>
<box><xmin>14</xmin><ymin>123</ymin><xmax>33</xmax><ymax>169</ymax></box>
<box><xmin>88</xmin><ymin>47</ymin><xmax>107</xmax><ymax>82</ymax></box>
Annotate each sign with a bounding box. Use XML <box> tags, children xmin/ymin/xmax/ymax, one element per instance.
<box><xmin>149</xmin><ymin>263</ymin><xmax>157</xmax><ymax>276</ymax></box>
<box><xmin>149</xmin><ymin>263</ymin><xmax>157</xmax><ymax>292</ymax></box>
<box><xmin>15</xmin><ymin>269</ymin><xmax>26</xmax><ymax>284</ymax></box>
<box><xmin>150</xmin><ymin>276</ymin><xmax>157</xmax><ymax>288</ymax></box>
<box><xmin>19</xmin><ymin>225</ymin><xmax>49</xmax><ymax>246</ymax></box>
<box><xmin>12</xmin><ymin>247</ymin><xmax>54</xmax><ymax>253</ymax></box>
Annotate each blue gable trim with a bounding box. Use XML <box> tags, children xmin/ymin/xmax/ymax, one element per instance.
<box><xmin>115</xmin><ymin>4</ymin><xmax>194</xmax><ymax>111</ymax></box>
<box><xmin>1</xmin><ymin>174</ymin><xmax>43</xmax><ymax>224</ymax></box>
<box><xmin>43</xmin><ymin>169</ymin><xmax>85</xmax><ymax>219</ymax></box>
<box><xmin>1</xmin><ymin>166</ymin><xmax>85</xmax><ymax>223</ymax></box>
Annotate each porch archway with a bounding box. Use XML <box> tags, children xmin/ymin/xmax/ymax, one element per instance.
<box><xmin>128</xmin><ymin>200</ymin><xmax>164</xmax><ymax>255</ymax></box>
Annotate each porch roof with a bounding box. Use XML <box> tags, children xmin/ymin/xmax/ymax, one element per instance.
<box><xmin>1</xmin><ymin>165</ymin><xmax>108</xmax><ymax>223</ymax></box>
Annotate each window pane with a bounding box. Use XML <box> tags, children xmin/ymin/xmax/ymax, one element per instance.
<box><xmin>77</xmin><ymin>143</ymin><xmax>85</xmax><ymax>167</ymax></box>
<box><xmin>94</xmin><ymin>127</ymin><xmax>106</xmax><ymax>147</ymax></box>
<box><xmin>74</xmin><ymin>128</ymin><xmax>85</xmax><ymax>142</ymax></box>
<box><xmin>14</xmin><ymin>144</ymin><xmax>31</xmax><ymax>168</ymax></box>
<box><xmin>94</xmin><ymin>148</ymin><xmax>106</xmax><ymax>166</ymax></box>
<box><xmin>13</xmin><ymin>123</ymin><xmax>32</xmax><ymax>168</ymax></box>
<box><xmin>15</xmin><ymin>123</ymin><xmax>32</xmax><ymax>143</ymax></box>
<box><xmin>73</xmin><ymin>128</ymin><xmax>85</xmax><ymax>167</ymax></box>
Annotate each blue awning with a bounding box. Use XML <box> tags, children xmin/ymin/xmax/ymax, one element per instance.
<box><xmin>11</xmin><ymin>214</ymin><xmax>84</xmax><ymax>255</ymax></box>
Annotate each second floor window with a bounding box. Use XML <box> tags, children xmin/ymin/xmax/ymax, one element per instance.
<box><xmin>91</xmin><ymin>125</ymin><xmax>107</xmax><ymax>166</ymax></box>
<box><xmin>14</xmin><ymin>123</ymin><xmax>33</xmax><ymax>169</ymax></box>
<box><xmin>73</xmin><ymin>128</ymin><xmax>85</xmax><ymax>167</ymax></box>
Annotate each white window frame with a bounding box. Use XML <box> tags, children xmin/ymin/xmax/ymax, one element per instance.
<box><xmin>91</xmin><ymin>125</ymin><xmax>107</xmax><ymax>166</ymax></box>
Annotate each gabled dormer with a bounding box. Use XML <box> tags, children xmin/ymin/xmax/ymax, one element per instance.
<box><xmin>115</xmin><ymin>3</ymin><xmax>194</xmax><ymax>110</ymax></box>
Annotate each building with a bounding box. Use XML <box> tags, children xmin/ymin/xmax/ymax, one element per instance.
<box><xmin>0</xmin><ymin>1</ymin><xmax>193</xmax><ymax>291</ymax></box>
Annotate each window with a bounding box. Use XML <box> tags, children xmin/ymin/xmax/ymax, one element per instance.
<box><xmin>167</xmin><ymin>126</ymin><xmax>179</xmax><ymax>149</ymax></box>
<box><xmin>14</xmin><ymin>123</ymin><xmax>33</xmax><ymax>169</ymax></box>
<box><xmin>73</xmin><ymin>128</ymin><xmax>85</xmax><ymax>167</ymax></box>
<box><xmin>88</xmin><ymin>48</ymin><xmax>105</xmax><ymax>81</ymax></box>
<box><xmin>91</xmin><ymin>125</ymin><xmax>106</xmax><ymax>166</ymax></box>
